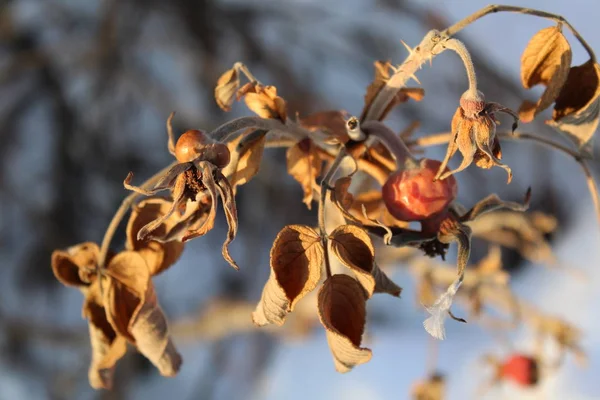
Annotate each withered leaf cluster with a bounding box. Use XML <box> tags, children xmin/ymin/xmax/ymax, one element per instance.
<box><xmin>520</xmin><ymin>24</ymin><xmax>600</xmax><ymax>153</ymax></box>
<box><xmin>52</xmin><ymin>243</ymin><xmax>181</xmax><ymax>389</ymax></box>
<box><xmin>252</xmin><ymin>223</ymin><xmax>401</xmax><ymax>372</ymax></box>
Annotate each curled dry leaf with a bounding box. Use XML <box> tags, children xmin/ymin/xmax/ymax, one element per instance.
<box><xmin>519</xmin><ymin>25</ymin><xmax>572</xmax><ymax>122</ymax></box>
<box><xmin>361</xmin><ymin>60</ymin><xmax>425</xmax><ymax>121</ymax></box>
<box><xmin>318</xmin><ymin>274</ymin><xmax>372</xmax><ymax>373</ymax></box>
<box><xmin>286</xmin><ymin>138</ymin><xmax>323</xmax><ymax>209</ymax></box>
<box><xmin>83</xmin><ymin>287</ymin><xmax>127</xmax><ymax>390</ymax></box>
<box><xmin>548</xmin><ymin>59</ymin><xmax>600</xmax><ymax>154</ymax></box>
<box><xmin>126</xmin><ymin>198</ymin><xmax>185</xmax><ymax>276</ymax></box>
<box><xmin>214</xmin><ymin>67</ymin><xmax>240</xmax><ymax>111</ymax></box>
<box><xmin>104</xmin><ymin>251</ymin><xmax>182</xmax><ymax>376</ymax></box>
<box><xmin>253</xmin><ymin>225</ymin><xmax>324</xmax><ymax>326</ymax></box>
<box><xmin>223</xmin><ymin>130</ymin><xmax>266</xmax><ymax>188</ymax></box>
<box><xmin>329</xmin><ymin>224</ymin><xmax>401</xmax><ymax>297</ymax></box>
<box><xmin>240</xmin><ymin>83</ymin><xmax>287</xmax><ymax>122</ymax></box>
<box><xmin>51</xmin><ymin>242</ymin><xmax>99</xmax><ymax>287</ymax></box>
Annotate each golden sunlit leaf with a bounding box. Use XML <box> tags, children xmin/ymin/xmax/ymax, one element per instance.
<box><xmin>126</xmin><ymin>198</ymin><xmax>185</xmax><ymax>276</ymax></box>
<box><xmin>214</xmin><ymin>68</ymin><xmax>240</xmax><ymax>111</ymax></box>
<box><xmin>318</xmin><ymin>274</ymin><xmax>372</xmax><ymax>373</ymax></box>
<box><xmin>252</xmin><ymin>225</ymin><xmax>324</xmax><ymax>326</ymax></box>
<box><xmin>548</xmin><ymin>59</ymin><xmax>600</xmax><ymax>154</ymax></box>
<box><xmin>223</xmin><ymin>131</ymin><xmax>266</xmax><ymax>188</ymax></box>
<box><xmin>242</xmin><ymin>84</ymin><xmax>287</xmax><ymax>121</ymax></box>
<box><xmin>329</xmin><ymin>225</ymin><xmax>401</xmax><ymax>297</ymax></box>
<box><xmin>51</xmin><ymin>242</ymin><xmax>99</xmax><ymax>287</ymax></box>
<box><xmin>286</xmin><ymin>138</ymin><xmax>323</xmax><ymax>209</ymax></box>
<box><xmin>519</xmin><ymin>25</ymin><xmax>572</xmax><ymax>122</ymax></box>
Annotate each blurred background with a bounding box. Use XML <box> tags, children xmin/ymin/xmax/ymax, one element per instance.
<box><xmin>1</xmin><ymin>0</ymin><xmax>599</xmax><ymax>398</ymax></box>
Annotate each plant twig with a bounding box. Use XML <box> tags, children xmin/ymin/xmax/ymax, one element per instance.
<box><xmin>98</xmin><ymin>161</ymin><xmax>178</xmax><ymax>268</ymax></box>
<box><xmin>319</xmin><ymin>146</ymin><xmax>348</xmax><ymax>277</ymax></box>
<box><xmin>443</xmin><ymin>4</ymin><xmax>596</xmax><ymax>63</ymax></box>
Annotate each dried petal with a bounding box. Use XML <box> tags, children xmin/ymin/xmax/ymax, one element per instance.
<box><xmin>215</xmin><ymin>171</ymin><xmax>239</xmax><ymax>270</ymax></box>
<box><xmin>520</xmin><ymin>25</ymin><xmax>572</xmax><ymax>122</ymax></box>
<box><xmin>286</xmin><ymin>138</ymin><xmax>322</xmax><ymax>209</ymax></box>
<box><xmin>318</xmin><ymin>274</ymin><xmax>372</xmax><ymax>372</ymax></box>
<box><xmin>126</xmin><ymin>198</ymin><xmax>185</xmax><ymax>276</ymax></box>
<box><xmin>51</xmin><ymin>242</ymin><xmax>99</xmax><ymax>287</ymax></box>
<box><xmin>549</xmin><ymin>59</ymin><xmax>600</xmax><ymax>154</ymax></box>
<box><xmin>215</xmin><ymin>68</ymin><xmax>240</xmax><ymax>111</ymax></box>
<box><xmin>252</xmin><ymin>225</ymin><xmax>324</xmax><ymax>326</ymax></box>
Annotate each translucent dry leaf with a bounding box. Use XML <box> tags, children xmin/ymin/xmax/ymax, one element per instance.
<box><xmin>126</xmin><ymin>198</ymin><xmax>185</xmax><ymax>276</ymax></box>
<box><xmin>224</xmin><ymin>131</ymin><xmax>266</xmax><ymax>188</ymax></box>
<box><xmin>548</xmin><ymin>59</ymin><xmax>600</xmax><ymax>154</ymax></box>
<box><xmin>252</xmin><ymin>225</ymin><xmax>324</xmax><ymax>326</ymax></box>
<box><xmin>242</xmin><ymin>84</ymin><xmax>287</xmax><ymax>122</ymax></box>
<box><xmin>519</xmin><ymin>25</ymin><xmax>572</xmax><ymax>122</ymax></box>
<box><xmin>329</xmin><ymin>225</ymin><xmax>401</xmax><ymax>297</ymax></box>
<box><xmin>214</xmin><ymin>67</ymin><xmax>240</xmax><ymax>111</ymax></box>
<box><xmin>318</xmin><ymin>274</ymin><xmax>372</xmax><ymax>373</ymax></box>
<box><xmin>286</xmin><ymin>138</ymin><xmax>322</xmax><ymax>209</ymax></box>
<box><xmin>214</xmin><ymin>171</ymin><xmax>239</xmax><ymax>270</ymax></box>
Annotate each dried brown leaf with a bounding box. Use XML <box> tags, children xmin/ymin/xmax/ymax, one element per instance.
<box><xmin>300</xmin><ymin>110</ymin><xmax>350</xmax><ymax>144</ymax></box>
<box><xmin>286</xmin><ymin>138</ymin><xmax>322</xmax><ymax>209</ymax></box>
<box><xmin>520</xmin><ymin>25</ymin><xmax>572</xmax><ymax>122</ymax></box>
<box><xmin>126</xmin><ymin>198</ymin><xmax>185</xmax><ymax>276</ymax></box>
<box><xmin>225</xmin><ymin>132</ymin><xmax>266</xmax><ymax>188</ymax></box>
<box><xmin>549</xmin><ymin>59</ymin><xmax>600</xmax><ymax>153</ymax></box>
<box><xmin>83</xmin><ymin>284</ymin><xmax>127</xmax><ymax>390</ymax></box>
<box><xmin>252</xmin><ymin>225</ymin><xmax>324</xmax><ymax>326</ymax></box>
<box><xmin>329</xmin><ymin>225</ymin><xmax>376</xmax><ymax>296</ymax></box>
<box><xmin>51</xmin><ymin>242</ymin><xmax>99</xmax><ymax>288</ymax></box>
<box><xmin>243</xmin><ymin>84</ymin><xmax>287</xmax><ymax>122</ymax></box>
<box><xmin>129</xmin><ymin>285</ymin><xmax>182</xmax><ymax>376</ymax></box>
<box><xmin>214</xmin><ymin>68</ymin><xmax>240</xmax><ymax>111</ymax></box>
<box><xmin>329</xmin><ymin>225</ymin><xmax>401</xmax><ymax>297</ymax></box>
<box><xmin>318</xmin><ymin>274</ymin><xmax>372</xmax><ymax>373</ymax></box>
<box><xmin>104</xmin><ymin>252</ymin><xmax>150</xmax><ymax>342</ymax></box>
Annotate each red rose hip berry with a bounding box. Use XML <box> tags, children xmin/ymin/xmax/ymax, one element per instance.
<box><xmin>175</xmin><ymin>129</ymin><xmax>230</xmax><ymax>168</ymax></box>
<box><xmin>382</xmin><ymin>158</ymin><xmax>457</xmax><ymax>221</ymax></box>
<box><xmin>501</xmin><ymin>354</ymin><xmax>539</xmax><ymax>387</ymax></box>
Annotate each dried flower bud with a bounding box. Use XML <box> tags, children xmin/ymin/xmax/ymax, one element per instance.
<box><xmin>459</xmin><ymin>90</ymin><xmax>485</xmax><ymax>117</ymax></box>
<box><xmin>174</xmin><ymin>130</ymin><xmax>231</xmax><ymax>167</ymax></box>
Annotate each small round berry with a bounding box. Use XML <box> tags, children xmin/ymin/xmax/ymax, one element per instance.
<box><xmin>205</xmin><ymin>142</ymin><xmax>231</xmax><ymax>169</ymax></box>
<box><xmin>501</xmin><ymin>354</ymin><xmax>538</xmax><ymax>387</ymax></box>
<box><xmin>175</xmin><ymin>130</ymin><xmax>210</xmax><ymax>163</ymax></box>
<box><xmin>382</xmin><ymin>158</ymin><xmax>458</xmax><ymax>221</ymax></box>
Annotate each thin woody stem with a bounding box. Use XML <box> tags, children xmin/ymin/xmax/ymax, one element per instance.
<box><xmin>443</xmin><ymin>39</ymin><xmax>478</xmax><ymax>96</ymax></box>
<box><xmin>234</xmin><ymin>62</ymin><xmax>259</xmax><ymax>83</ymax></box>
<box><xmin>361</xmin><ymin>120</ymin><xmax>416</xmax><ymax>168</ymax></box>
<box><xmin>444</xmin><ymin>4</ymin><xmax>596</xmax><ymax>63</ymax></box>
<box><xmin>209</xmin><ymin>116</ymin><xmax>311</xmax><ymax>142</ymax></box>
<box><xmin>98</xmin><ymin>161</ymin><xmax>179</xmax><ymax>268</ymax></box>
<box><xmin>409</xmin><ymin>131</ymin><xmax>600</xmax><ymax>226</ymax></box>
<box><xmin>319</xmin><ymin>146</ymin><xmax>348</xmax><ymax>278</ymax></box>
